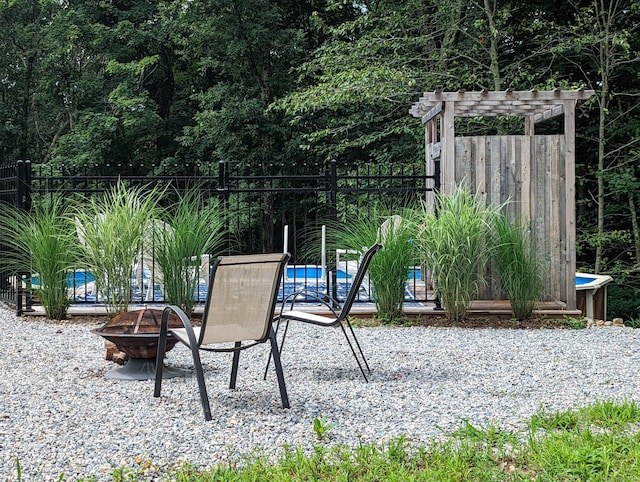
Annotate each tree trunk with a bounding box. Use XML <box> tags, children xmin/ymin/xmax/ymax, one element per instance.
<box><xmin>482</xmin><ymin>0</ymin><xmax>501</xmax><ymax>91</ymax></box>
<box><xmin>629</xmin><ymin>192</ymin><xmax>640</xmax><ymax>268</ymax></box>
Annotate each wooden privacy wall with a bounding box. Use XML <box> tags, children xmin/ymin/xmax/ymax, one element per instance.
<box><xmin>439</xmin><ymin>135</ymin><xmax>570</xmax><ymax>304</ymax></box>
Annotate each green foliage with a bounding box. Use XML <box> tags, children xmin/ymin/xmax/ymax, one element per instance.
<box><xmin>607</xmin><ymin>283</ymin><xmax>640</xmax><ymax>321</ymax></box>
<box><xmin>0</xmin><ymin>195</ymin><xmax>80</xmax><ymax>320</ymax></box>
<box><xmin>312</xmin><ymin>416</ymin><xmax>336</xmax><ymax>441</ymax></box>
<box><xmin>153</xmin><ymin>190</ymin><xmax>227</xmax><ymax>317</ymax></box>
<box><xmin>492</xmin><ymin>212</ymin><xmax>544</xmax><ymax>321</ymax></box>
<box><xmin>328</xmin><ymin>204</ymin><xmax>417</xmax><ymax>322</ymax></box>
<box><xmin>53</xmin><ymin>400</ymin><xmax>640</xmax><ymax>481</ymax></box>
<box><xmin>74</xmin><ymin>182</ymin><xmax>161</xmax><ymax>317</ymax></box>
<box><xmin>560</xmin><ymin>316</ymin><xmax>588</xmax><ymax>329</ymax></box>
<box><xmin>414</xmin><ymin>188</ymin><xmax>495</xmax><ymax>322</ymax></box>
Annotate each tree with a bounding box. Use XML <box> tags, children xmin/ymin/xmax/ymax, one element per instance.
<box><xmin>167</xmin><ymin>0</ymin><xmax>341</xmax><ymax>251</ymax></box>
<box><xmin>553</xmin><ymin>1</ymin><xmax>640</xmax><ymax>274</ymax></box>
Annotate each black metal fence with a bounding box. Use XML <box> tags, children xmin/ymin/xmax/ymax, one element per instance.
<box><xmin>0</xmin><ymin>159</ymin><xmax>439</xmax><ymax>313</ymax></box>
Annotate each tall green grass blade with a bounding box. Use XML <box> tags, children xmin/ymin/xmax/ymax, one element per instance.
<box><xmin>414</xmin><ymin>187</ymin><xmax>494</xmax><ymax>322</ymax></box>
<box><xmin>153</xmin><ymin>189</ymin><xmax>227</xmax><ymax>317</ymax></box>
<box><xmin>74</xmin><ymin>182</ymin><xmax>161</xmax><ymax>317</ymax></box>
<box><xmin>0</xmin><ymin>194</ymin><xmax>80</xmax><ymax>320</ymax></box>
<box><xmin>492</xmin><ymin>212</ymin><xmax>544</xmax><ymax>321</ymax></box>
<box><xmin>326</xmin><ymin>203</ymin><xmax>418</xmax><ymax>323</ymax></box>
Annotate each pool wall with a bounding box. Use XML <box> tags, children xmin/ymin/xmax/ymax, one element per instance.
<box><xmin>575</xmin><ymin>272</ymin><xmax>613</xmax><ymax>321</ymax></box>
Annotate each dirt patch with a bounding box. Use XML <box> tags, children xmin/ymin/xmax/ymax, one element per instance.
<box><xmin>411</xmin><ymin>314</ymin><xmax>578</xmax><ymax>329</ymax></box>
<box><xmin>20</xmin><ymin>314</ymin><xmax>109</xmax><ymax>326</ymax></box>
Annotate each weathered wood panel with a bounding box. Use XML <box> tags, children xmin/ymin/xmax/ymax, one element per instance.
<box><xmin>435</xmin><ymin>135</ymin><xmax>572</xmax><ymax>305</ymax></box>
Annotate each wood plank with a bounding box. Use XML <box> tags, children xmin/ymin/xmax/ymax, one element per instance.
<box><xmin>425</xmin><ymin>138</ymin><xmax>435</xmax><ymax>212</ymax></box>
<box><xmin>415</xmin><ymin>89</ymin><xmax>595</xmax><ymax>103</ymax></box>
<box><xmin>549</xmin><ymin>137</ymin><xmax>561</xmax><ymax>302</ymax></box>
<box><xmin>525</xmin><ymin>116</ymin><xmax>535</xmax><ymax>136</ymax></box>
<box><xmin>442</xmin><ymin>101</ymin><xmax>456</xmax><ymax>194</ymax></box>
<box><xmin>455</xmin><ymin>137</ymin><xmax>472</xmax><ymax>187</ymax></box>
<box><xmin>421</xmin><ymin>102</ymin><xmax>442</xmax><ymax>125</ymax></box>
<box><xmin>475</xmin><ymin>137</ymin><xmax>487</xmax><ymax>205</ymax></box>
<box><xmin>521</xmin><ymin>136</ymin><xmax>531</xmax><ymax>226</ymax></box>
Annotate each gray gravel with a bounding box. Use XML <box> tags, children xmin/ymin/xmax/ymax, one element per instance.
<box><xmin>2</xmin><ymin>303</ymin><xmax>640</xmax><ymax>481</ymax></box>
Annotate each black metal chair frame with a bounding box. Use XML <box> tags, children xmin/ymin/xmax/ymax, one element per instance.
<box><xmin>266</xmin><ymin>244</ymin><xmax>382</xmax><ymax>382</ymax></box>
<box><xmin>154</xmin><ymin>253</ymin><xmax>290</xmax><ymax>421</ymax></box>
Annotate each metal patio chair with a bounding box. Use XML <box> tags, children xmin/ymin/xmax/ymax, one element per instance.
<box><xmin>154</xmin><ymin>253</ymin><xmax>290</xmax><ymax>421</ymax></box>
<box><xmin>267</xmin><ymin>244</ymin><xmax>382</xmax><ymax>382</ymax></box>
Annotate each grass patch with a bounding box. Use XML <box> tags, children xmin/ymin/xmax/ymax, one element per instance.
<box><xmin>32</xmin><ymin>400</ymin><xmax>640</xmax><ymax>481</ymax></box>
<box><xmin>560</xmin><ymin>315</ymin><xmax>588</xmax><ymax>329</ymax></box>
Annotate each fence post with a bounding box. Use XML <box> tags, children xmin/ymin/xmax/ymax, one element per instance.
<box><xmin>15</xmin><ymin>160</ymin><xmax>33</xmax><ymax>314</ymax></box>
<box><xmin>217</xmin><ymin>160</ymin><xmax>226</xmax><ymax>192</ymax></box>
<box><xmin>327</xmin><ymin>159</ymin><xmax>338</xmax><ymax>299</ymax></box>
<box><xmin>327</xmin><ymin>159</ymin><xmax>337</xmax><ymax>221</ymax></box>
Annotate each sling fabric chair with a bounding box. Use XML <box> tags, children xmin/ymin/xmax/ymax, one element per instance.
<box><xmin>268</xmin><ymin>244</ymin><xmax>382</xmax><ymax>382</ymax></box>
<box><xmin>154</xmin><ymin>253</ymin><xmax>290</xmax><ymax>421</ymax></box>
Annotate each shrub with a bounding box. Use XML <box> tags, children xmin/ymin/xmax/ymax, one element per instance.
<box><xmin>414</xmin><ymin>187</ymin><xmax>494</xmax><ymax>322</ymax></box>
<box><xmin>0</xmin><ymin>195</ymin><xmax>79</xmax><ymax>320</ymax></box>
<box><xmin>153</xmin><ymin>191</ymin><xmax>227</xmax><ymax>317</ymax></box>
<box><xmin>329</xmin><ymin>205</ymin><xmax>417</xmax><ymax>323</ymax></box>
<box><xmin>75</xmin><ymin>182</ymin><xmax>161</xmax><ymax>317</ymax></box>
<box><xmin>492</xmin><ymin>212</ymin><xmax>544</xmax><ymax>321</ymax></box>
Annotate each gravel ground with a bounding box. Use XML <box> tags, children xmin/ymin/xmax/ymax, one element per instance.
<box><xmin>2</xmin><ymin>303</ymin><xmax>640</xmax><ymax>481</ymax></box>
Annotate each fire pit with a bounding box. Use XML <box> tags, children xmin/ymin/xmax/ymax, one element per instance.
<box><xmin>92</xmin><ymin>308</ymin><xmax>188</xmax><ymax>380</ymax></box>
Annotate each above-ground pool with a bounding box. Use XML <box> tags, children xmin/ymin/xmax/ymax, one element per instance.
<box><xmin>285</xmin><ymin>266</ymin><xmax>351</xmax><ymax>280</ymax></box>
<box><xmin>575</xmin><ymin>272</ymin><xmax>613</xmax><ymax>320</ymax></box>
<box><xmin>31</xmin><ymin>271</ymin><xmax>95</xmax><ymax>288</ymax></box>
<box><xmin>64</xmin><ymin>264</ymin><xmax>421</xmax><ymax>304</ymax></box>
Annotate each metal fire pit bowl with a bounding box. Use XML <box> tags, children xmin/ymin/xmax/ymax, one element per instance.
<box><xmin>92</xmin><ymin>308</ymin><xmax>189</xmax><ymax>381</ymax></box>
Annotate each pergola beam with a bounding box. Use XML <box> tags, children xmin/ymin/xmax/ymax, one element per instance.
<box><xmin>410</xmin><ymin>89</ymin><xmax>594</xmax><ymax>123</ymax></box>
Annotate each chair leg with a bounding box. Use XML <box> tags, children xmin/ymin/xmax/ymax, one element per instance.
<box><xmin>154</xmin><ymin>306</ymin><xmax>212</xmax><ymax>421</ymax></box>
<box><xmin>153</xmin><ymin>318</ymin><xmax>168</xmax><ymax>397</ymax></box>
<box><xmin>230</xmin><ymin>341</ymin><xmax>241</xmax><ymax>389</ymax></box>
<box><xmin>189</xmin><ymin>343</ymin><xmax>212</xmax><ymax>421</ymax></box>
<box><xmin>263</xmin><ymin>316</ymin><xmax>290</xmax><ymax>380</ymax></box>
<box><xmin>268</xmin><ymin>327</ymin><xmax>290</xmax><ymax>409</ymax></box>
<box><xmin>345</xmin><ymin>318</ymin><xmax>371</xmax><ymax>373</ymax></box>
<box><xmin>338</xmin><ymin>322</ymin><xmax>370</xmax><ymax>382</ymax></box>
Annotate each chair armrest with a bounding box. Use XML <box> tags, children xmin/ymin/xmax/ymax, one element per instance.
<box><xmin>280</xmin><ymin>289</ymin><xmax>341</xmax><ymax>317</ymax></box>
<box><xmin>161</xmin><ymin>305</ymin><xmax>200</xmax><ymax>348</ymax></box>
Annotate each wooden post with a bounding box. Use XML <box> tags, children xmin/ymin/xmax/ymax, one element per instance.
<box><xmin>563</xmin><ymin>99</ymin><xmax>577</xmax><ymax>311</ymax></box>
<box><xmin>442</xmin><ymin>101</ymin><xmax>455</xmax><ymax>194</ymax></box>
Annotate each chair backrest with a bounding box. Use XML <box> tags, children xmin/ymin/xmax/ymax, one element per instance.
<box><xmin>339</xmin><ymin>244</ymin><xmax>383</xmax><ymax>318</ymax></box>
<box><xmin>199</xmin><ymin>253</ymin><xmax>289</xmax><ymax>345</ymax></box>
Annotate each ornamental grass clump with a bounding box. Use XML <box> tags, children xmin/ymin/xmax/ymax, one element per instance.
<box><xmin>153</xmin><ymin>190</ymin><xmax>227</xmax><ymax>318</ymax></box>
<box><xmin>75</xmin><ymin>182</ymin><xmax>161</xmax><ymax>317</ymax></box>
<box><xmin>0</xmin><ymin>195</ymin><xmax>80</xmax><ymax>320</ymax></box>
<box><xmin>329</xmin><ymin>205</ymin><xmax>417</xmax><ymax>323</ymax></box>
<box><xmin>415</xmin><ymin>187</ymin><xmax>494</xmax><ymax>322</ymax></box>
<box><xmin>492</xmin><ymin>212</ymin><xmax>544</xmax><ymax>321</ymax></box>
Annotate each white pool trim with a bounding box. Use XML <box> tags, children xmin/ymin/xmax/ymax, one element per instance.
<box><xmin>575</xmin><ymin>272</ymin><xmax>613</xmax><ymax>320</ymax></box>
<box><xmin>576</xmin><ymin>272</ymin><xmax>613</xmax><ymax>291</ymax></box>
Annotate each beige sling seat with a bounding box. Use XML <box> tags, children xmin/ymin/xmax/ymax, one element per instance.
<box><xmin>154</xmin><ymin>253</ymin><xmax>290</xmax><ymax>421</ymax></box>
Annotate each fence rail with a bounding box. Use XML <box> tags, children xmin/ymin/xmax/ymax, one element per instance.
<box><xmin>0</xmin><ymin>159</ymin><xmax>438</xmax><ymax>313</ymax></box>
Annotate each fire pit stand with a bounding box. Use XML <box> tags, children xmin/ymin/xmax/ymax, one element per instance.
<box><xmin>92</xmin><ymin>308</ymin><xmax>189</xmax><ymax>381</ymax></box>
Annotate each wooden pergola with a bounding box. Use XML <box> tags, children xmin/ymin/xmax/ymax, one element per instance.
<box><xmin>410</xmin><ymin>89</ymin><xmax>595</xmax><ymax>310</ymax></box>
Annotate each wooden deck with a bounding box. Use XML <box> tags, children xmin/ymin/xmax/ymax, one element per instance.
<box><xmin>23</xmin><ymin>299</ymin><xmax>581</xmax><ymax>320</ymax></box>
